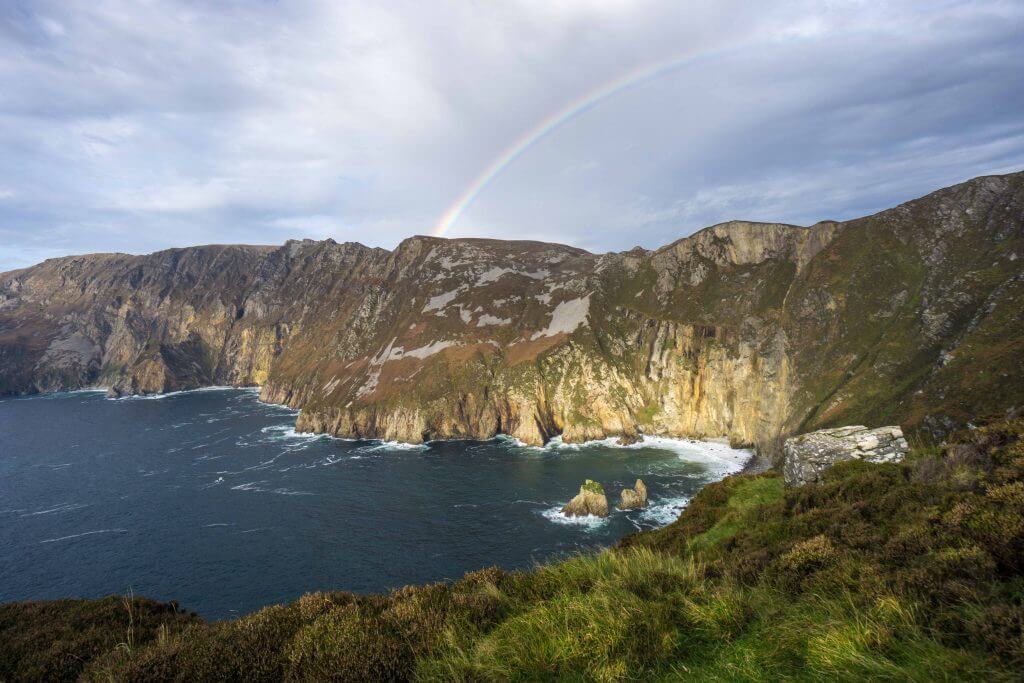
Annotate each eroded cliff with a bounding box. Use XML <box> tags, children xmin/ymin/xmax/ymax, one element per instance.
<box><xmin>2</xmin><ymin>172</ymin><xmax>1022</xmax><ymax>458</ymax></box>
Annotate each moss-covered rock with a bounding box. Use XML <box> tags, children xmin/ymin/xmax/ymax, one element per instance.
<box><xmin>562</xmin><ymin>479</ymin><xmax>610</xmax><ymax>517</ymax></box>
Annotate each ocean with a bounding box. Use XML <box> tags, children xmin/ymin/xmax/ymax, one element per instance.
<box><xmin>0</xmin><ymin>387</ymin><xmax>749</xmax><ymax>619</ymax></box>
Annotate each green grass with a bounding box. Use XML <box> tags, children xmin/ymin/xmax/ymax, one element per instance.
<box><xmin>685</xmin><ymin>476</ymin><xmax>784</xmax><ymax>552</ymax></box>
<box><xmin>3</xmin><ymin>419</ymin><xmax>1024</xmax><ymax>681</ymax></box>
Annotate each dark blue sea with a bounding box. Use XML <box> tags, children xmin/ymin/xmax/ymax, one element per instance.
<box><xmin>0</xmin><ymin>388</ymin><xmax>749</xmax><ymax>619</ymax></box>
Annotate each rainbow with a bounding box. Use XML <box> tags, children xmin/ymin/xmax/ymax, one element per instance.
<box><xmin>432</xmin><ymin>42</ymin><xmax>755</xmax><ymax>237</ymax></box>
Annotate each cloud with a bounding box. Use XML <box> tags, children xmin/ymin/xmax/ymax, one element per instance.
<box><xmin>0</xmin><ymin>0</ymin><xmax>1021</xmax><ymax>270</ymax></box>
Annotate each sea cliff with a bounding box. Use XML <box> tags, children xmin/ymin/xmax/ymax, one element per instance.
<box><xmin>2</xmin><ymin>173</ymin><xmax>1022</xmax><ymax>466</ymax></box>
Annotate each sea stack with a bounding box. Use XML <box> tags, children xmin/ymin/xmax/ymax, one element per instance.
<box><xmin>618</xmin><ymin>479</ymin><xmax>648</xmax><ymax>510</ymax></box>
<box><xmin>561</xmin><ymin>480</ymin><xmax>609</xmax><ymax>517</ymax></box>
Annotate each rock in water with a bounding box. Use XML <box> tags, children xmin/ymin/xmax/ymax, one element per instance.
<box><xmin>561</xmin><ymin>480</ymin><xmax>609</xmax><ymax>517</ymax></box>
<box><xmin>618</xmin><ymin>479</ymin><xmax>648</xmax><ymax>510</ymax></box>
<box><xmin>783</xmin><ymin>426</ymin><xmax>909</xmax><ymax>487</ymax></box>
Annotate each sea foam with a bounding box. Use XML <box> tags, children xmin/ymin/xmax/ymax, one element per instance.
<box><xmin>540</xmin><ymin>505</ymin><xmax>609</xmax><ymax>529</ymax></box>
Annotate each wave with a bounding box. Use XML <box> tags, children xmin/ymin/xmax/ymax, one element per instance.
<box><xmin>20</xmin><ymin>502</ymin><xmax>90</xmax><ymax>517</ymax></box>
<box><xmin>230</xmin><ymin>481</ymin><xmax>313</xmax><ymax>496</ymax></box>
<box><xmin>358</xmin><ymin>440</ymin><xmax>430</xmax><ymax>452</ymax></box>
<box><xmin>108</xmin><ymin>386</ymin><xmax>239</xmax><ymax>401</ymax></box>
<box><xmin>40</xmin><ymin>528</ymin><xmax>127</xmax><ymax>544</ymax></box>
<box><xmin>527</xmin><ymin>435</ymin><xmax>751</xmax><ymax>474</ymax></box>
<box><xmin>260</xmin><ymin>424</ymin><xmax>321</xmax><ymax>439</ymax></box>
<box><xmin>539</xmin><ymin>505</ymin><xmax>609</xmax><ymax>529</ymax></box>
<box><xmin>637</xmin><ymin>495</ymin><xmax>691</xmax><ymax>526</ymax></box>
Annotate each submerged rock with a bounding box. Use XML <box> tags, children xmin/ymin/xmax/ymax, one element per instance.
<box><xmin>561</xmin><ymin>480</ymin><xmax>609</xmax><ymax>517</ymax></box>
<box><xmin>783</xmin><ymin>425</ymin><xmax>909</xmax><ymax>487</ymax></box>
<box><xmin>618</xmin><ymin>479</ymin><xmax>648</xmax><ymax>510</ymax></box>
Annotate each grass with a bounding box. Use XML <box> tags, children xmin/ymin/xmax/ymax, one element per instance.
<box><xmin>2</xmin><ymin>418</ymin><xmax>1024</xmax><ymax>681</ymax></box>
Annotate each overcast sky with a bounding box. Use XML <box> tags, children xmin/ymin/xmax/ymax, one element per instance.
<box><xmin>1</xmin><ymin>0</ymin><xmax>1022</xmax><ymax>270</ymax></box>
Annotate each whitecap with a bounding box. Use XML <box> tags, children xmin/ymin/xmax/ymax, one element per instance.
<box><xmin>230</xmin><ymin>480</ymin><xmax>313</xmax><ymax>496</ymax></box>
<box><xmin>258</xmin><ymin>424</ymin><xmax>342</xmax><ymax>444</ymax></box>
<box><xmin>231</xmin><ymin>480</ymin><xmax>268</xmax><ymax>492</ymax></box>
<box><xmin>540</xmin><ymin>505</ymin><xmax>609</xmax><ymax>529</ymax></box>
<box><xmin>359</xmin><ymin>440</ymin><xmax>429</xmax><ymax>452</ymax></box>
<box><xmin>536</xmin><ymin>435</ymin><xmax>751</xmax><ymax>475</ymax></box>
<box><xmin>20</xmin><ymin>502</ymin><xmax>90</xmax><ymax>517</ymax></box>
<box><xmin>638</xmin><ymin>495</ymin><xmax>691</xmax><ymax>526</ymax></box>
<box><xmin>490</xmin><ymin>434</ymin><xmax>531</xmax><ymax>447</ymax></box>
<box><xmin>108</xmin><ymin>386</ymin><xmax>237</xmax><ymax>401</ymax></box>
<box><xmin>40</xmin><ymin>528</ymin><xmax>127</xmax><ymax>544</ymax></box>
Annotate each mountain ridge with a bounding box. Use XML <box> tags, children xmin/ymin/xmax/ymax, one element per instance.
<box><xmin>2</xmin><ymin>171</ymin><xmax>1022</xmax><ymax>465</ymax></box>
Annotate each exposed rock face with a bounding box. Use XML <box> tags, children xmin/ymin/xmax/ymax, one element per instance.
<box><xmin>562</xmin><ymin>480</ymin><xmax>609</xmax><ymax>517</ymax></box>
<box><xmin>618</xmin><ymin>479</ymin><xmax>648</xmax><ymax>510</ymax></box>
<box><xmin>783</xmin><ymin>426</ymin><xmax>909</xmax><ymax>486</ymax></box>
<box><xmin>1</xmin><ymin>173</ymin><xmax>1022</xmax><ymax>463</ymax></box>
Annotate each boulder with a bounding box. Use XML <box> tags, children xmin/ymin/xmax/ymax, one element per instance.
<box><xmin>783</xmin><ymin>425</ymin><xmax>909</xmax><ymax>487</ymax></box>
<box><xmin>618</xmin><ymin>479</ymin><xmax>648</xmax><ymax>510</ymax></box>
<box><xmin>615</xmin><ymin>433</ymin><xmax>642</xmax><ymax>446</ymax></box>
<box><xmin>561</xmin><ymin>480</ymin><xmax>609</xmax><ymax>517</ymax></box>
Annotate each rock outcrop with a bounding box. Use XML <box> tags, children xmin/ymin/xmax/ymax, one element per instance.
<box><xmin>1</xmin><ymin>172</ymin><xmax>1022</xmax><ymax>460</ymax></box>
<box><xmin>783</xmin><ymin>426</ymin><xmax>909</xmax><ymax>486</ymax></box>
<box><xmin>618</xmin><ymin>479</ymin><xmax>648</xmax><ymax>510</ymax></box>
<box><xmin>562</xmin><ymin>480</ymin><xmax>610</xmax><ymax>517</ymax></box>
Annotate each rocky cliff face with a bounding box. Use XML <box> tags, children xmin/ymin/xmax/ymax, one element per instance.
<box><xmin>783</xmin><ymin>426</ymin><xmax>909</xmax><ymax>487</ymax></box>
<box><xmin>2</xmin><ymin>173</ymin><xmax>1022</xmax><ymax>461</ymax></box>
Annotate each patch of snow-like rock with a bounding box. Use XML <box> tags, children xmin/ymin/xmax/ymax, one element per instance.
<box><xmin>476</xmin><ymin>267</ymin><xmax>516</xmax><ymax>285</ymax></box>
<box><xmin>477</xmin><ymin>314</ymin><xmax>511</xmax><ymax>327</ymax></box>
<box><xmin>423</xmin><ymin>288</ymin><xmax>461</xmax><ymax>312</ymax></box>
<box><xmin>403</xmin><ymin>340</ymin><xmax>456</xmax><ymax>359</ymax></box>
<box><xmin>530</xmin><ymin>295</ymin><xmax>591</xmax><ymax>340</ymax></box>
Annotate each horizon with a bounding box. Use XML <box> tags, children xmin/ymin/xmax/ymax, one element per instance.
<box><xmin>1</xmin><ymin>1</ymin><xmax>1023</xmax><ymax>271</ymax></box>
<box><xmin>4</xmin><ymin>167</ymin><xmax>1019</xmax><ymax>271</ymax></box>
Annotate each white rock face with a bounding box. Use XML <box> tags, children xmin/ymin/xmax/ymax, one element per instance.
<box><xmin>530</xmin><ymin>295</ymin><xmax>591</xmax><ymax>340</ymax></box>
<box><xmin>423</xmin><ymin>288</ymin><xmax>461</xmax><ymax>312</ymax></box>
<box><xmin>783</xmin><ymin>425</ymin><xmax>909</xmax><ymax>487</ymax></box>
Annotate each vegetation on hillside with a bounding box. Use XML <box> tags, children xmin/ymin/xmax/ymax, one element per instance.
<box><xmin>2</xmin><ymin>418</ymin><xmax>1023</xmax><ymax>681</ymax></box>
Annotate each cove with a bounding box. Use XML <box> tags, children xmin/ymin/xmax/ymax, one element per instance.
<box><xmin>0</xmin><ymin>388</ymin><xmax>749</xmax><ymax>619</ymax></box>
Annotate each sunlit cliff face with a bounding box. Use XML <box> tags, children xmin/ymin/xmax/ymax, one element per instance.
<box><xmin>2</xmin><ymin>174</ymin><xmax>1023</xmax><ymax>466</ymax></box>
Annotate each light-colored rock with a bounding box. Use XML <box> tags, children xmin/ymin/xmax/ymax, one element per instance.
<box><xmin>783</xmin><ymin>425</ymin><xmax>909</xmax><ymax>487</ymax></box>
<box><xmin>561</xmin><ymin>480</ymin><xmax>609</xmax><ymax>517</ymax></box>
<box><xmin>618</xmin><ymin>479</ymin><xmax>648</xmax><ymax>510</ymax></box>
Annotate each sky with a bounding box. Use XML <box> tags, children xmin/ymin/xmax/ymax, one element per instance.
<box><xmin>1</xmin><ymin>0</ymin><xmax>1022</xmax><ymax>270</ymax></box>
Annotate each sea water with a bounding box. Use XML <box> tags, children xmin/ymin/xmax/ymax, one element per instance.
<box><xmin>0</xmin><ymin>388</ymin><xmax>749</xmax><ymax>619</ymax></box>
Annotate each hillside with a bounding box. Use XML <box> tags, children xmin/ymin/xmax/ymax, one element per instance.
<box><xmin>2</xmin><ymin>172</ymin><xmax>1022</xmax><ymax>462</ymax></box>
<box><xmin>3</xmin><ymin>417</ymin><xmax>1022</xmax><ymax>681</ymax></box>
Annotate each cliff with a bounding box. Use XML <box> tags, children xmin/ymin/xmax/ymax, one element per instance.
<box><xmin>2</xmin><ymin>172</ymin><xmax>1022</xmax><ymax>459</ymax></box>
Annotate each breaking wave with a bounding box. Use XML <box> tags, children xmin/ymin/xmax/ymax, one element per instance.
<box><xmin>540</xmin><ymin>505</ymin><xmax>609</xmax><ymax>530</ymax></box>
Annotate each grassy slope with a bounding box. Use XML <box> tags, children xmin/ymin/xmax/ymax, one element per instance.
<box><xmin>2</xmin><ymin>419</ymin><xmax>1022</xmax><ymax>681</ymax></box>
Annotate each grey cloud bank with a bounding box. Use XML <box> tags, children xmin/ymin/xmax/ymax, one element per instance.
<box><xmin>0</xmin><ymin>0</ymin><xmax>1022</xmax><ymax>270</ymax></box>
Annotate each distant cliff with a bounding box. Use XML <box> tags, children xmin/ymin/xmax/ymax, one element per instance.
<box><xmin>2</xmin><ymin>172</ymin><xmax>1022</xmax><ymax>459</ymax></box>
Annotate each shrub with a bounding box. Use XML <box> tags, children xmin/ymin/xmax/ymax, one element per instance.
<box><xmin>0</xmin><ymin>597</ymin><xmax>198</xmax><ymax>683</ymax></box>
<box><xmin>286</xmin><ymin>604</ymin><xmax>413</xmax><ymax>681</ymax></box>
